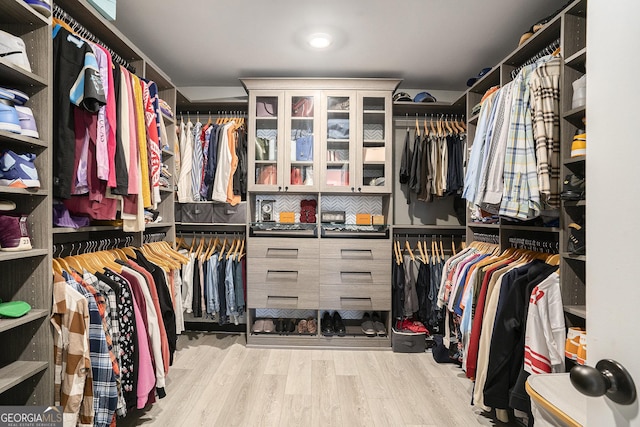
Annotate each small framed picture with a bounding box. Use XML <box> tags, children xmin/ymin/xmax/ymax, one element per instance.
<box><xmin>260</xmin><ymin>200</ymin><xmax>275</xmax><ymax>222</ymax></box>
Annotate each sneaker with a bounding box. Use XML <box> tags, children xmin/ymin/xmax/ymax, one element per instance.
<box><xmin>572</xmin><ymin>75</ymin><xmax>586</xmax><ymax>109</ymax></box>
<box><xmin>361</xmin><ymin>312</ymin><xmax>376</xmax><ymax>336</ymax></box>
<box><xmin>560</xmin><ymin>174</ymin><xmax>585</xmax><ymax>201</ymax></box>
<box><xmin>576</xmin><ymin>333</ymin><xmax>587</xmax><ymax>365</ymax></box>
<box><xmin>4</xmin><ymin>88</ymin><xmax>29</xmax><ymax>106</ymax></box>
<box><xmin>564</xmin><ymin>327</ymin><xmax>584</xmax><ymax>360</ymax></box>
<box><xmin>371</xmin><ymin>312</ymin><xmax>387</xmax><ymax>336</ymax></box>
<box><xmin>15</xmin><ymin>106</ymin><xmax>39</xmax><ymax>138</ymax></box>
<box><xmin>0</xmin><ymin>89</ymin><xmax>21</xmax><ymax>134</ymax></box>
<box><xmin>568</xmin><ymin>223</ymin><xmax>585</xmax><ymax>255</ymax></box>
<box><xmin>0</xmin><ymin>30</ymin><xmax>31</xmax><ymax>73</ymax></box>
<box><xmin>0</xmin><ymin>151</ymin><xmax>40</xmax><ymax>188</ymax></box>
<box><xmin>23</xmin><ymin>0</ymin><xmax>51</xmax><ymax>18</ymax></box>
<box><xmin>571</xmin><ymin>133</ymin><xmax>586</xmax><ymax>158</ymax></box>
<box><xmin>0</xmin><ymin>200</ymin><xmax>16</xmax><ymax>211</ymax></box>
<box><xmin>0</xmin><ymin>214</ymin><xmax>32</xmax><ymax>251</ymax></box>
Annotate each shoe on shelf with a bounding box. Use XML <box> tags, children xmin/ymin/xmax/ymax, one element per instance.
<box><xmin>306</xmin><ymin>317</ymin><xmax>317</xmax><ymax>334</ymax></box>
<box><xmin>333</xmin><ymin>311</ymin><xmax>346</xmax><ymax>337</ymax></box>
<box><xmin>252</xmin><ymin>319</ymin><xmax>265</xmax><ymax>333</ymax></box>
<box><xmin>397</xmin><ymin>318</ymin><xmax>429</xmax><ymax>334</ymax></box>
<box><xmin>565</xmin><ymin>327</ymin><xmax>585</xmax><ymax>360</ymax></box>
<box><xmin>560</xmin><ymin>174</ymin><xmax>585</xmax><ymax>201</ymax></box>
<box><xmin>576</xmin><ymin>333</ymin><xmax>587</xmax><ymax>365</ymax></box>
<box><xmin>0</xmin><ymin>199</ymin><xmax>16</xmax><ymax>211</ymax></box>
<box><xmin>23</xmin><ymin>0</ymin><xmax>51</xmax><ymax>18</ymax></box>
<box><xmin>15</xmin><ymin>106</ymin><xmax>38</xmax><ymax>139</ymax></box>
<box><xmin>361</xmin><ymin>312</ymin><xmax>376</xmax><ymax>337</ymax></box>
<box><xmin>0</xmin><ymin>89</ymin><xmax>21</xmax><ymax>134</ymax></box>
<box><xmin>372</xmin><ymin>312</ymin><xmax>387</xmax><ymax>336</ymax></box>
<box><xmin>262</xmin><ymin>319</ymin><xmax>275</xmax><ymax>333</ymax></box>
<box><xmin>0</xmin><ymin>30</ymin><xmax>31</xmax><ymax>73</ymax></box>
<box><xmin>0</xmin><ymin>150</ymin><xmax>40</xmax><ymax>188</ymax></box>
<box><xmin>568</xmin><ymin>223</ymin><xmax>586</xmax><ymax>256</ymax></box>
<box><xmin>3</xmin><ymin>88</ymin><xmax>29</xmax><ymax>106</ymax></box>
<box><xmin>287</xmin><ymin>319</ymin><xmax>297</xmax><ymax>333</ymax></box>
<box><xmin>275</xmin><ymin>318</ymin><xmax>284</xmax><ymax>333</ymax></box>
<box><xmin>0</xmin><ymin>214</ymin><xmax>32</xmax><ymax>251</ymax></box>
<box><xmin>297</xmin><ymin>319</ymin><xmax>308</xmax><ymax>334</ymax></box>
<box><xmin>321</xmin><ymin>312</ymin><xmax>334</xmax><ymax>336</ymax></box>
<box><xmin>571</xmin><ymin>133</ymin><xmax>586</xmax><ymax>158</ymax></box>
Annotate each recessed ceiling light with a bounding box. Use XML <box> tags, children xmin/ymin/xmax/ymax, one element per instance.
<box><xmin>308</xmin><ymin>33</ymin><xmax>332</xmax><ymax>49</ymax></box>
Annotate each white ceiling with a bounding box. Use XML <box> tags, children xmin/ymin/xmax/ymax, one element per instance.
<box><xmin>112</xmin><ymin>0</ymin><xmax>561</xmax><ymax>100</ymax></box>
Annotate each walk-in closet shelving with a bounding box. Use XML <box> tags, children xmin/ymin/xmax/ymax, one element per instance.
<box><xmin>0</xmin><ymin>0</ymin><xmax>53</xmax><ymax>405</ymax></box>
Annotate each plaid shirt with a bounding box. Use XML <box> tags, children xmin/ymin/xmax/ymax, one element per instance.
<box><xmin>85</xmin><ymin>270</ymin><xmax>127</xmax><ymax>418</ymax></box>
<box><xmin>51</xmin><ymin>273</ymin><xmax>94</xmax><ymax>427</ymax></box>
<box><xmin>64</xmin><ymin>272</ymin><xmax>118</xmax><ymax>427</ymax></box>
<box><xmin>530</xmin><ymin>56</ymin><xmax>561</xmax><ymax>208</ymax></box>
<box><xmin>499</xmin><ymin>59</ymin><xmax>547</xmax><ymax>219</ymax></box>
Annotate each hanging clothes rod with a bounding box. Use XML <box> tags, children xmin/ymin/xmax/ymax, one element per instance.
<box><xmin>52</xmin><ymin>4</ymin><xmax>137</xmax><ymax>74</ymax></box>
<box><xmin>508</xmin><ymin>237</ymin><xmax>559</xmax><ymax>254</ymax></box>
<box><xmin>473</xmin><ymin>232</ymin><xmax>500</xmax><ymax>244</ymax></box>
<box><xmin>510</xmin><ymin>38</ymin><xmax>561</xmax><ymax>79</ymax></box>
<box><xmin>53</xmin><ymin>235</ymin><xmax>135</xmax><ymax>258</ymax></box>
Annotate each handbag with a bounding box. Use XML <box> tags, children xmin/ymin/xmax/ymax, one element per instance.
<box><xmin>255</xmin><ymin>137</ymin><xmax>269</xmax><ymax>160</ymax></box>
<box><xmin>292</xmin><ymin>97</ymin><xmax>314</xmax><ymax>117</ymax></box>
<box><xmin>295</xmin><ymin>134</ymin><xmax>313</xmax><ymax>161</ymax></box>
<box><xmin>256</xmin><ymin>99</ymin><xmax>277</xmax><ymax>117</ymax></box>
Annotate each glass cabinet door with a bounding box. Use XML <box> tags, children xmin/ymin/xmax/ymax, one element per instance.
<box><xmin>251</xmin><ymin>94</ymin><xmax>282</xmax><ymax>191</ymax></box>
<box><xmin>285</xmin><ymin>92</ymin><xmax>319</xmax><ymax>191</ymax></box>
<box><xmin>322</xmin><ymin>92</ymin><xmax>355</xmax><ymax>192</ymax></box>
<box><xmin>357</xmin><ymin>93</ymin><xmax>391</xmax><ymax>193</ymax></box>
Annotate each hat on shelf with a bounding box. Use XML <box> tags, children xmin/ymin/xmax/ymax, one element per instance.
<box><xmin>413</xmin><ymin>91</ymin><xmax>437</xmax><ymax>103</ymax></box>
<box><xmin>466</xmin><ymin>67</ymin><xmax>492</xmax><ymax>87</ymax></box>
<box><xmin>393</xmin><ymin>92</ymin><xmax>412</xmax><ymax>102</ymax></box>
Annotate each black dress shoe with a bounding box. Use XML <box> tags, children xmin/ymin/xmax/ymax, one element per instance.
<box><xmin>276</xmin><ymin>318</ymin><xmax>284</xmax><ymax>333</ymax></box>
<box><xmin>333</xmin><ymin>311</ymin><xmax>346</xmax><ymax>336</ymax></box>
<box><xmin>321</xmin><ymin>312</ymin><xmax>334</xmax><ymax>336</ymax></box>
<box><xmin>287</xmin><ymin>319</ymin><xmax>297</xmax><ymax>333</ymax></box>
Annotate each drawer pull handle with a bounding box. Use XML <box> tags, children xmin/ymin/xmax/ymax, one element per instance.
<box><xmin>341</xmin><ymin>249</ymin><xmax>373</xmax><ymax>259</ymax></box>
<box><xmin>266</xmin><ymin>270</ymin><xmax>299</xmax><ymax>282</ymax></box>
<box><xmin>340</xmin><ymin>297</ymin><xmax>372</xmax><ymax>309</ymax></box>
<box><xmin>266</xmin><ymin>296</ymin><xmax>298</xmax><ymax>308</ymax></box>
<box><xmin>266</xmin><ymin>248</ymin><xmax>299</xmax><ymax>258</ymax></box>
<box><xmin>340</xmin><ymin>272</ymin><xmax>373</xmax><ymax>283</ymax></box>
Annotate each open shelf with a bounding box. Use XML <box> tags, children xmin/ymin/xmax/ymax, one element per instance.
<box><xmin>564</xmin><ymin>305</ymin><xmax>586</xmax><ymax>319</ymax></box>
<box><xmin>564</xmin><ymin>156</ymin><xmax>585</xmax><ymax>166</ymax></box>
<box><xmin>1</xmin><ymin>0</ymin><xmax>50</xmax><ymax>26</ymax></box>
<box><xmin>468</xmin><ymin>66</ymin><xmax>501</xmax><ymax>94</ymax></box>
<box><xmin>161</xmin><ymin>149</ymin><xmax>174</xmax><ymax>157</ymax></box>
<box><xmin>145</xmin><ymin>222</ymin><xmax>175</xmax><ymax>229</ymax></box>
<box><xmin>0</xmin><ymin>187</ymin><xmax>47</xmax><ymax>196</ymax></box>
<box><xmin>0</xmin><ymin>249</ymin><xmax>47</xmax><ymax>262</ymax></box>
<box><xmin>501</xmin><ymin>225</ymin><xmax>560</xmax><ymax>233</ymax></box>
<box><xmin>52</xmin><ymin>225</ymin><xmax>125</xmax><ymax>234</ymax></box>
<box><xmin>563</xmin><ymin>106</ymin><xmax>586</xmax><ymax>127</ymax></box>
<box><xmin>0</xmin><ymin>60</ymin><xmax>47</xmax><ymax>87</ymax></box>
<box><xmin>562</xmin><ymin>252</ymin><xmax>586</xmax><ymax>262</ymax></box>
<box><xmin>0</xmin><ymin>131</ymin><xmax>48</xmax><ymax>149</ymax></box>
<box><xmin>0</xmin><ymin>361</ymin><xmax>48</xmax><ymax>394</ymax></box>
<box><xmin>503</xmin><ymin>17</ymin><xmax>562</xmax><ymax>66</ymax></box>
<box><xmin>565</xmin><ymin>47</ymin><xmax>587</xmax><ymax>72</ymax></box>
<box><xmin>563</xmin><ymin>200</ymin><xmax>586</xmax><ymax>207</ymax></box>
<box><xmin>468</xmin><ymin>113</ymin><xmax>480</xmax><ymax>126</ymax></box>
<box><xmin>162</xmin><ymin>113</ymin><xmax>175</xmax><ymax>125</ymax></box>
<box><xmin>468</xmin><ymin>222</ymin><xmax>500</xmax><ymax>229</ymax></box>
<box><xmin>392</xmin><ymin>101</ymin><xmax>464</xmax><ymax>116</ymax></box>
<box><xmin>0</xmin><ymin>309</ymin><xmax>48</xmax><ymax>334</ymax></box>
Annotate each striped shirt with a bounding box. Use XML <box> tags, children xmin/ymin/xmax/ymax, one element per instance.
<box><xmin>191</xmin><ymin>121</ymin><xmax>203</xmax><ymax>201</ymax></box>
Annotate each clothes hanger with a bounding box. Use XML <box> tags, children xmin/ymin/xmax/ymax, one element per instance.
<box><xmin>416</xmin><ymin>237</ymin><xmax>426</xmax><ymax>264</ymax></box>
<box><xmin>415</xmin><ymin>114</ymin><xmax>420</xmax><ymax>137</ymax></box>
<box><xmin>218</xmin><ymin>237</ymin><xmax>228</xmax><ymax>261</ymax></box>
<box><xmin>430</xmin><ymin>115</ymin><xmax>436</xmax><ymax>135</ymax></box>
<box><xmin>393</xmin><ymin>239</ymin><xmax>402</xmax><ymax>265</ymax></box>
<box><xmin>52</xmin><ymin>258</ymin><xmax>64</xmax><ymax>275</ymax></box>
<box><xmin>404</xmin><ymin>237</ymin><xmax>415</xmax><ymax>262</ymax></box>
<box><xmin>423</xmin><ymin>115</ymin><xmax>429</xmax><ymax>136</ymax></box>
<box><xmin>451</xmin><ymin>237</ymin><xmax>457</xmax><ymax>255</ymax></box>
<box><xmin>439</xmin><ymin>235</ymin><xmax>445</xmax><ymax>259</ymax></box>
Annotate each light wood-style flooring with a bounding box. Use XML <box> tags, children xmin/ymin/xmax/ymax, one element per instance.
<box><xmin>120</xmin><ymin>332</ymin><xmax>515</xmax><ymax>427</ymax></box>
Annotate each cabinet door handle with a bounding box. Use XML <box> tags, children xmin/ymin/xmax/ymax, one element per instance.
<box><xmin>339</xmin><ymin>297</ymin><xmax>372</xmax><ymax>309</ymax></box>
<box><xmin>266</xmin><ymin>248</ymin><xmax>299</xmax><ymax>258</ymax></box>
<box><xmin>570</xmin><ymin>359</ymin><xmax>637</xmax><ymax>405</ymax></box>
<box><xmin>285</xmin><ymin>186</ymin><xmax>289</xmax><ymax>191</ymax></box>
<box><xmin>351</xmin><ymin>187</ymin><xmax>355</xmax><ymax>192</ymax></box>
<box><xmin>340</xmin><ymin>271</ymin><xmax>373</xmax><ymax>283</ymax></box>
<box><xmin>266</xmin><ymin>270</ymin><xmax>299</xmax><ymax>282</ymax></box>
<box><xmin>358</xmin><ymin>187</ymin><xmax>362</xmax><ymax>192</ymax></box>
<box><xmin>266</xmin><ymin>296</ymin><xmax>298</xmax><ymax>308</ymax></box>
<box><xmin>278</xmin><ymin>186</ymin><xmax>282</xmax><ymax>191</ymax></box>
<box><xmin>340</xmin><ymin>249</ymin><xmax>374</xmax><ymax>260</ymax></box>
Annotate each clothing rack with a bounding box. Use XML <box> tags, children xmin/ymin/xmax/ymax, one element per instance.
<box><xmin>143</xmin><ymin>232</ymin><xmax>168</xmax><ymax>244</ymax></box>
<box><xmin>53</xmin><ymin>235</ymin><xmax>135</xmax><ymax>258</ymax></box>
<box><xmin>473</xmin><ymin>232</ymin><xmax>500</xmax><ymax>244</ymax></box>
<box><xmin>508</xmin><ymin>237</ymin><xmax>559</xmax><ymax>254</ymax></box>
<box><xmin>178</xmin><ymin>111</ymin><xmax>247</xmax><ymax>121</ymax></box>
<box><xmin>510</xmin><ymin>38</ymin><xmax>560</xmax><ymax>79</ymax></box>
<box><xmin>52</xmin><ymin>4</ymin><xmax>137</xmax><ymax>74</ymax></box>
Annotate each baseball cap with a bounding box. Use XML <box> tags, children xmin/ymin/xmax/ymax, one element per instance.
<box><xmin>393</xmin><ymin>92</ymin><xmax>412</xmax><ymax>102</ymax></box>
<box><xmin>466</xmin><ymin>67</ymin><xmax>492</xmax><ymax>87</ymax></box>
<box><xmin>413</xmin><ymin>92</ymin><xmax>437</xmax><ymax>103</ymax></box>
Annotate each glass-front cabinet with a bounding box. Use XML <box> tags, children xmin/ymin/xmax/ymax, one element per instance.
<box><xmin>249</xmin><ymin>91</ymin><xmax>320</xmax><ymax>192</ymax></box>
<box><xmin>321</xmin><ymin>91</ymin><xmax>355</xmax><ymax>192</ymax></box>
<box><xmin>357</xmin><ymin>92</ymin><xmax>392</xmax><ymax>193</ymax></box>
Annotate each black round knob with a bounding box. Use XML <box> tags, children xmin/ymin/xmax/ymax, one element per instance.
<box><xmin>358</xmin><ymin>187</ymin><xmax>362</xmax><ymax>192</ymax></box>
<box><xmin>570</xmin><ymin>359</ymin><xmax>637</xmax><ymax>405</ymax></box>
<box><xmin>285</xmin><ymin>186</ymin><xmax>288</xmax><ymax>191</ymax></box>
<box><xmin>278</xmin><ymin>186</ymin><xmax>282</xmax><ymax>191</ymax></box>
<box><xmin>351</xmin><ymin>187</ymin><xmax>355</xmax><ymax>192</ymax></box>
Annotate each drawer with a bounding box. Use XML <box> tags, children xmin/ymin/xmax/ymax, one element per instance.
<box><xmin>248</xmin><ymin>237</ymin><xmax>319</xmax><ymax>259</ymax></box>
<box><xmin>248</xmin><ymin>284</ymin><xmax>318</xmax><ymax>309</ymax></box>
<box><xmin>212</xmin><ymin>201</ymin><xmax>246</xmax><ymax>223</ymax></box>
<box><xmin>319</xmin><ymin>284</ymin><xmax>390</xmax><ymax>310</ymax></box>
<box><xmin>319</xmin><ymin>239</ymin><xmax>389</xmax><ymax>261</ymax></box>
<box><xmin>179</xmin><ymin>202</ymin><xmax>214</xmax><ymax>223</ymax></box>
<box><xmin>319</xmin><ymin>261</ymin><xmax>390</xmax><ymax>286</ymax></box>
<box><xmin>248</xmin><ymin>259</ymin><xmax>319</xmax><ymax>286</ymax></box>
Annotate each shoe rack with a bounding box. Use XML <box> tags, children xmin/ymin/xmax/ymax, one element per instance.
<box><xmin>0</xmin><ymin>1</ymin><xmax>53</xmax><ymax>405</ymax></box>
<box><xmin>559</xmin><ymin>0</ymin><xmax>587</xmax><ymax>326</ymax></box>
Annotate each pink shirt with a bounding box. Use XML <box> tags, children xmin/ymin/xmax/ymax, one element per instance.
<box><xmin>94</xmin><ymin>44</ymin><xmax>117</xmax><ymax>185</ymax></box>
